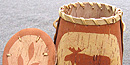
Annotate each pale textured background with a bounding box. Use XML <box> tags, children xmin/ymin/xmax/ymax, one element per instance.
<box><xmin>0</xmin><ymin>0</ymin><xmax>129</xmax><ymax>65</ymax></box>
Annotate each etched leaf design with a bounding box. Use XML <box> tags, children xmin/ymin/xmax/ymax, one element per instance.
<box><xmin>31</xmin><ymin>63</ymin><xmax>39</xmax><ymax>65</ymax></box>
<box><xmin>18</xmin><ymin>55</ymin><xmax>23</xmax><ymax>65</ymax></box>
<box><xmin>29</xmin><ymin>42</ymin><xmax>34</xmax><ymax>60</ymax></box>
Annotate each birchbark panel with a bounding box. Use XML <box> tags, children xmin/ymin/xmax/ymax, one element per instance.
<box><xmin>7</xmin><ymin>35</ymin><xmax>48</xmax><ymax>65</ymax></box>
<box><xmin>58</xmin><ymin>32</ymin><xmax>120</xmax><ymax>65</ymax></box>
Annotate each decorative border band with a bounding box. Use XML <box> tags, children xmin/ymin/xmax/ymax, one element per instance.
<box><xmin>59</xmin><ymin>2</ymin><xmax>123</xmax><ymax>25</ymax></box>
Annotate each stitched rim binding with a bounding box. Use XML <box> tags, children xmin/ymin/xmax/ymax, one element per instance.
<box><xmin>59</xmin><ymin>2</ymin><xmax>123</xmax><ymax>25</ymax></box>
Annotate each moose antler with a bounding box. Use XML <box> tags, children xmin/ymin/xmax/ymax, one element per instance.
<box><xmin>69</xmin><ymin>47</ymin><xmax>76</xmax><ymax>52</ymax></box>
<box><xmin>77</xmin><ymin>47</ymin><xmax>85</xmax><ymax>52</ymax></box>
<box><xmin>68</xmin><ymin>47</ymin><xmax>85</xmax><ymax>52</ymax></box>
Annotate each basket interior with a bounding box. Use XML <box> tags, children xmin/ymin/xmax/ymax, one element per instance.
<box><xmin>62</xmin><ymin>2</ymin><xmax>115</xmax><ymax>19</ymax></box>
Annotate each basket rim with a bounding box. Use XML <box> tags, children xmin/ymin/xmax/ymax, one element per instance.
<box><xmin>59</xmin><ymin>2</ymin><xmax>123</xmax><ymax>25</ymax></box>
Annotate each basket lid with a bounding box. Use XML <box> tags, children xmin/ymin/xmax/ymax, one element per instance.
<box><xmin>3</xmin><ymin>28</ymin><xmax>56</xmax><ymax>65</ymax></box>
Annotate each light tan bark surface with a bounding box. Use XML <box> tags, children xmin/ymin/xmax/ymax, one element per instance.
<box><xmin>7</xmin><ymin>35</ymin><xmax>48</xmax><ymax>65</ymax></box>
<box><xmin>58</xmin><ymin>32</ymin><xmax>120</xmax><ymax>65</ymax></box>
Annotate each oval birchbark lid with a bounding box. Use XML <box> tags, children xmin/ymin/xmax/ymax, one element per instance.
<box><xmin>3</xmin><ymin>28</ymin><xmax>56</xmax><ymax>65</ymax></box>
<box><xmin>59</xmin><ymin>2</ymin><xmax>123</xmax><ymax>25</ymax></box>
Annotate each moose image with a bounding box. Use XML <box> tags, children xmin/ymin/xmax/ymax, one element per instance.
<box><xmin>64</xmin><ymin>47</ymin><xmax>110</xmax><ymax>65</ymax></box>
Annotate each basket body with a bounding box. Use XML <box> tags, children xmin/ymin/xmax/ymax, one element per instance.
<box><xmin>54</xmin><ymin>2</ymin><xmax>124</xmax><ymax>65</ymax></box>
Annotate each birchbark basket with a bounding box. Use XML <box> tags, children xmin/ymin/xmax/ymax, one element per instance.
<box><xmin>3</xmin><ymin>28</ymin><xmax>56</xmax><ymax>65</ymax></box>
<box><xmin>53</xmin><ymin>2</ymin><xmax>124</xmax><ymax>65</ymax></box>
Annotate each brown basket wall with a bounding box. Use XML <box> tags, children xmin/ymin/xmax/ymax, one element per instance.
<box><xmin>54</xmin><ymin>2</ymin><xmax>124</xmax><ymax>65</ymax></box>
